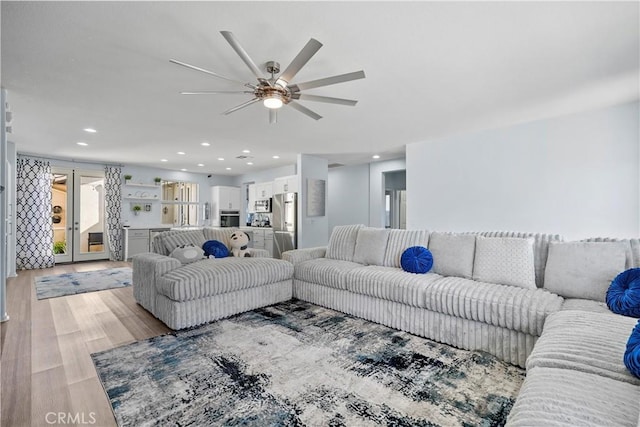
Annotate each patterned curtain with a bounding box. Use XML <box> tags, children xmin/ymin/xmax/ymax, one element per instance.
<box><xmin>16</xmin><ymin>156</ymin><xmax>54</xmax><ymax>269</ymax></box>
<box><xmin>104</xmin><ymin>166</ymin><xmax>123</xmax><ymax>261</ymax></box>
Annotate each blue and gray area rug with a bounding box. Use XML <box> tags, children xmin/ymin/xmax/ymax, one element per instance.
<box><xmin>92</xmin><ymin>300</ymin><xmax>524</xmax><ymax>426</ymax></box>
<box><xmin>35</xmin><ymin>267</ymin><xmax>132</xmax><ymax>300</ymax></box>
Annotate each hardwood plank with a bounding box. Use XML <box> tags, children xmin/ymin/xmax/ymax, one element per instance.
<box><xmin>2</xmin><ymin>260</ymin><xmax>169</xmax><ymax>427</ymax></box>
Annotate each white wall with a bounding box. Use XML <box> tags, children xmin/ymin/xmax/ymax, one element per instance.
<box><xmin>407</xmin><ymin>101</ymin><xmax>640</xmax><ymax>240</ymax></box>
<box><xmin>328</xmin><ymin>164</ymin><xmax>370</xmax><ymax>232</ymax></box>
<box><xmin>298</xmin><ymin>154</ymin><xmax>329</xmax><ymax>248</ymax></box>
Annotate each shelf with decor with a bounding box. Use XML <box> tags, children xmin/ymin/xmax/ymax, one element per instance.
<box><xmin>123</xmin><ymin>196</ymin><xmax>160</xmax><ymax>201</ymax></box>
<box><xmin>124</xmin><ymin>183</ymin><xmax>160</xmax><ymax>188</ymax></box>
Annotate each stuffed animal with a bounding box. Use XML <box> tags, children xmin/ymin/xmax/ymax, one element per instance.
<box><xmin>229</xmin><ymin>231</ymin><xmax>251</xmax><ymax>258</ymax></box>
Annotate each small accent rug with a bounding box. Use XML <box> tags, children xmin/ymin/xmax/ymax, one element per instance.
<box><xmin>92</xmin><ymin>300</ymin><xmax>525</xmax><ymax>426</ymax></box>
<box><xmin>35</xmin><ymin>267</ymin><xmax>132</xmax><ymax>300</ymax></box>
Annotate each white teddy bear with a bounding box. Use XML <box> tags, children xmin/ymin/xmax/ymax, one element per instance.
<box><xmin>229</xmin><ymin>231</ymin><xmax>251</xmax><ymax>258</ymax></box>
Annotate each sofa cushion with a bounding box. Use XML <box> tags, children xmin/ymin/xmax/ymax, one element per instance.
<box><xmin>428</xmin><ymin>232</ymin><xmax>476</xmax><ymax>278</ymax></box>
<box><xmin>344</xmin><ymin>266</ymin><xmax>441</xmax><ymax>308</ymax></box>
<box><xmin>161</xmin><ymin>229</ymin><xmax>207</xmax><ymax>254</ymax></box>
<box><xmin>527</xmin><ymin>310</ymin><xmax>640</xmax><ymax>385</ymax></box>
<box><xmin>506</xmin><ymin>366</ymin><xmax>640</xmax><ymax>427</ymax></box>
<box><xmin>422</xmin><ymin>276</ymin><xmax>563</xmax><ymax>336</ymax></box>
<box><xmin>202</xmin><ymin>227</ymin><xmax>236</xmax><ymax>248</ymax></box>
<box><xmin>325</xmin><ymin>224</ymin><xmax>364</xmax><ymax>262</ymax></box>
<box><xmin>544</xmin><ymin>241</ymin><xmax>628</xmax><ymax>301</ymax></box>
<box><xmin>157</xmin><ymin>257</ymin><xmax>293</xmax><ymax>302</ymax></box>
<box><xmin>294</xmin><ymin>258</ymin><xmax>363</xmax><ymax>290</ymax></box>
<box><xmin>473</xmin><ymin>236</ymin><xmax>536</xmax><ymax>289</ymax></box>
<box><xmin>607</xmin><ymin>268</ymin><xmax>640</xmax><ymax>317</ymax></box>
<box><xmin>353</xmin><ymin>227</ymin><xmax>390</xmax><ymax>266</ymax></box>
<box><xmin>401</xmin><ymin>246</ymin><xmax>433</xmax><ymax>274</ymax></box>
<box><xmin>383</xmin><ymin>229</ymin><xmax>430</xmax><ymax>268</ymax></box>
<box><xmin>561</xmin><ymin>298</ymin><xmax>611</xmax><ymax>313</ymax></box>
<box><xmin>170</xmin><ymin>245</ymin><xmax>205</xmax><ymax>265</ymax></box>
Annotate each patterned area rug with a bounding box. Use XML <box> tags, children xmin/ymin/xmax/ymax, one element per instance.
<box><xmin>35</xmin><ymin>267</ymin><xmax>132</xmax><ymax>300</ymax></box>
<box><xmin>92</xmin><ymin>300</ymin><xmax>525</xmax><ymax>426</ymax></box>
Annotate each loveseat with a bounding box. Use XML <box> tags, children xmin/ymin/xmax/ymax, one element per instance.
<box><xmin>282</xmin><ymin>225</ymin><xmax>640</xmax><ymax>426</ymax></box>
<box><xmin>133</xmin><ymin>227</ymin><xmax>293</xmax><ymax>330</ymax></box>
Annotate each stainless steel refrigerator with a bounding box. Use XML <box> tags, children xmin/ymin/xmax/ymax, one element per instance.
<box><xmin>272</xmin><ymin>192</ymin><xmax>297</xmax><ymax>258</ymax></box>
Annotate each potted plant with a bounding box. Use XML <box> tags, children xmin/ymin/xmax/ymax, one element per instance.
<box><xmin>124</xmin><ymin>174</ymin><xmax>132</xmax><ymax>184</ymax></box>
<box><xmin>53</xmin><ymin>241</ymin><xmax>66</xmax><ymax>254</ymax></box>
<box><xmin>154</xmin><ymin>177</ymin><xmax>162</xmax><ymax>185</ymax></box>
<box><xmin>132</xmin><ymin>205</ymin><xmax>142</xmax><ymax>216</ymax></box>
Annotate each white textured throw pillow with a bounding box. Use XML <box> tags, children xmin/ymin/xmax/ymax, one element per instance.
<box><xmin>544</xmin><ymin>241</ymin><xmax>627</xmax><ymax>301</ymax></box>
<box><xmin>428</xmin><ymin>232</ymin><xmax>476</xmax><ymax>278</ymax></box>
<box><xmin>473</xmin><ymin>236</ymin><xmax>536</xmax><ymax>289</ymax></box>
<box><xmin>170</xmin><ymin>245</ymin><xmax>205</xmax><ymax>265</ymax></box>
<box><xmin>353</xmin><ymin>227</ymin><xmax>390</xmax><ymax>266</ymax></box>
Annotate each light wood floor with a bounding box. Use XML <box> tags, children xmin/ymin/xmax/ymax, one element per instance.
<box><xmin>1</xmin><ymin>261</ymin><xmax>171</xmax><ymax>427</ymax></box>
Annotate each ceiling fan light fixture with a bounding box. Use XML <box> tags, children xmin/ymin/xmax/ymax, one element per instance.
<box><xmin>263</xmin><ymin>94</ymin><xmax>284</xmax><ymax>109</ymax></box>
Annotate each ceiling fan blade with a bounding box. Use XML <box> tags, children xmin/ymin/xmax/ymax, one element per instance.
<box><xmin>276</xmin><ymin>38</ymin><xmax>323</xmax><ymax>87</ymax></box>
<box><xmin>222</xmin><ymin>98</ymin><xmax>261</xmax><ymax>115</ymax></box>
<box><xmin>294</xmin><ymin>94</ymin><xmax>358</xmax><ymax>106</ymax></box>
<box><xmin>220</xmin><ymin>31</ymin><xmax>264</xmax><ymax>81</ymax></box>
<box><xmin>180</xmin><ymin>91</ymin><xmax>253</xmax><ymax>95</ymax></box>
<box><xmin>269</xmin><ymin>109</ymin><xmax>277</xmax><ymax>124</ymax></box>
<box><xmin>289</xmin><ymin>70</ymin><xmax>366</xmax><ymax>92</ymax></box>
<box><xmin>170</xmin><ymin>59</ymin><xmax>253</xmax><ymax>88</ymax></box>
<box><xmin>287</xmin><ymin>101</ymin><xmax>322</xmax><ymax>120</ymax></box>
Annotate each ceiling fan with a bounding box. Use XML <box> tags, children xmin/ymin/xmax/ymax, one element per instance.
<box><xmin>170</xmin><ymin>31</ymin><xmax>365</xmax><ymax>123</ymax></box>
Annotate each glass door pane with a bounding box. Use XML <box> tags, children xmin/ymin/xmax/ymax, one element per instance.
<box><xmin>51</xmin><ymin>169</ymin><xmax>72</xmax><ymax>263</ymax></box>
<box><xmin>73</xmin><ymin>170</ymin><xmax>109</xmax><ymax>262</ymax></box>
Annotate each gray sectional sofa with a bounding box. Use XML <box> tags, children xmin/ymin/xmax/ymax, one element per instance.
<box><xmin>132</xmin><ymin>224</ymin><xmax>640</xmax><ymax>426</ymax></box>
<box><xmin>133</xmin><ymin>227</ymin><xmax>294</xmax><ymax>330</ymax></box>
<box><xmin>282</xmin><ymin>225</ymin><xmax>640</xmax><ymax>426</ymax></box>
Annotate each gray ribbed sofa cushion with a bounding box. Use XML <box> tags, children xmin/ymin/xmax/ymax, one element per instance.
<box><xmin>157</xmin><ymin>229</ymin><xmax>207</xmax><ymax>255</ymax></box>
<box><xmin>382</xmin><ymin>229</ymin><xmax>430</xmax><ymax>268</ymax></box>
<box><xmin>325</xmin><ymin>224</ymin><xmax>364</xmax><ymax>262</ymax></box>
<box><xmin>294</xmin><ymin>258</ymin><xmax>363</xmax><ymax>290</ymax></box>
<box><xmin>464</xmin><ymin>231</ymin><xmax>564</xmax><ymax>288</ymax></box>
<box><xmin>157</xmin><ymin>257</ymin><xmax>293</xmax><ymax>302</ymax></box>
<box><xmin>506</xmin><ymin>366</ymin><xmax>640</xmax><ymax>427</ymax></box>
<box><xmin>344</xmin><ymin>266</ymin><xmax>442</xmax><ymax>308</ymax></box>
<box><xmin>202</xmin><ymin>227</ymin><xmax>235</xmax><ymax>247</ymax></box>
<box><xmin>527</xmin><ymin>310</ymin><xmax>640</xmax><ymax>385</ymax></box>
<box><xmin>582</xmin><ymin>237</ymin><xmax>640</xmax><ymax>269</ymax></box>
<box><xmin>422</xmin><ymin>276</ymin><xmax>563</xmax><ymax>336</ymax></box>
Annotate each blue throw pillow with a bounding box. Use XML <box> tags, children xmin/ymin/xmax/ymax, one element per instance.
<box><xmin>606</xmin><ymin>268</ymin><xmax>640</xmax><ymax>317</ymax></box>
<box><xmin>202</xmin><ymin>240</ymin><xmax>229</xmax><ymax>258</ymax></box>
<box><xmin>401</xmin><ymin>246</ymin><xmax>433</xmax><ymax>274</ymax></box>
<box><xmin>624</xmin><ymin>320</ymin><xmax>640</xmax><ymax>378</ymax></box>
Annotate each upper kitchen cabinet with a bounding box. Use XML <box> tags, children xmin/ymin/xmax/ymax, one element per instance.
<box><xmin>212</xmin><ymin>185</ymin><xmax>241</xmax><ymax>211</ymax></box>
<box><xmin>273</xmin><ymin>175</ymin><xmax>299</xmax><ymax>194</ymax></box>
<box><xmin>255</xmin><ymin>182</ymin><xmax>273</xmax><ymax>200</ymax></box>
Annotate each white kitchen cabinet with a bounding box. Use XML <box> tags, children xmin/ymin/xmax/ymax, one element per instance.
<box><xmin>247</xmin><ymin>184</ymin><xmax>257</xmax><ymax>213</ymax></box>
<box><xmin>273</xmin><ymin>175</ymin><xmax>298</xmax><ymax>194</ymax></box>
<box><xmin>255</xmin><ymin>182</ymin><xmax>273</xmax><ymax>199</ymax></box>
<box><xmin>123</xmin><ymin>228</ymin><xmax>150</xmax><ymax>260</ymax></box>
<box><xmin>248</xmin><ymin>228</ymin><xmax>274</xmax><ymax>257</ymax></box>
<box><xmin>212</xmin><ymin>186</ymin><xmax>241</xmax><ymax>211</ymax></box>
<box><xmin>264</xmin><ymin>229</ymin><xmax>274</xmax><ymax>257</ymax></box>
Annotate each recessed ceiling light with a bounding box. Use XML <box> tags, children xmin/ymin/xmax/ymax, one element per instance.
<box><xmin>242</xmin><ymin>149</ymin><xmax>251</xmax><ymax>153</ymax></box>
<box><xmin>272</xmin><ymin>155</ymin><xmax>280</xmax><ymax>159</ymax></box>
<box><xmin>218</xmin><ymin>157</ymin><xmax>224</xmax><ymax>161</ymax></box>
<box><xmin>181</xmin><ymin>168</ymin><xmax>187</xmax><ymax>172</ymax></box>
<box><xmin>160</xmin><ymin>159</ymin><xmax>168</xmax><ymax>162</ymax></box>
<box><xmin>76</xmin><ymin>142</ymin><xmax>88</xmax><ymax>146</ymax></box>
<box><xmin>197</xmin><ymin>163</ymin><xmax>204</xmax><ymax>167</ymax></box>
<box><xmin>201</xmin><ymin>142</ymin><xmax>210</xmax><ymax>147</ymax></box>
<box><xmin>83</xmin><ymin>128</ymin><xmax>97</xmax><ymax>133</ymax></box>
<box><xmin>372</xmin><ymin>154</ymin><xmax>380</xmax><ymax>159</ymax></box>
<box><xmin>177</xmin><ymin>151</ymin><xmax>186</xmax><ymax>155</ymax></box>
<box><xmin>247</xmin><ymin>162</ymin><xmax>253</xmax><ymax>165</ymax></box>
<box><xmin>226</xmin><ymin>167</ymin><xmax>232</xmax><ymax>170</ymax></box>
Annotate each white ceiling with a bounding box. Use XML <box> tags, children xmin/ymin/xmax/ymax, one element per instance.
<box><xmin>2</xmin><ymin>1</ymin><xmax>638</xmax><ymax>176</ymax></box>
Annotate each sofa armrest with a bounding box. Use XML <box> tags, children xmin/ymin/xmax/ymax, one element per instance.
<box><xmin>247</xmin><ymin>248</ymin><xmax>270</xmax><ymax>258</ymax></box>
<box><xmin>132</xmin><ymin>252</ymin><xmax>181</xmax><ymax>313</ymax></box>
<box><xmin>282</xmin><ymin>247</ymin><xmax>327</xmax><ymax>265</ymax></box>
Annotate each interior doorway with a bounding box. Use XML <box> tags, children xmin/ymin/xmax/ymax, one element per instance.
<box><xmin>383</xmin><ymin>170</ymin><xmax>406</xmax><ymax>229</ymax></box>
<box><xmin>51</xmin><ymin>168</ymin><xmax>109</xmax><ymax>263</ymax></box>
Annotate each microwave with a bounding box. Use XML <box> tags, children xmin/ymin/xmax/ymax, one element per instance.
<box><xmin>255</xmin><ymin>198</ymin><xmax>272</xmax><ymax>213</ymax></box>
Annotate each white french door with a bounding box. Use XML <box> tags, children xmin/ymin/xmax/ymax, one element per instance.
<box><xmin>52</xmin><ymin>168</ymin><xmax>109</xmax><ymax>263</ymax></box>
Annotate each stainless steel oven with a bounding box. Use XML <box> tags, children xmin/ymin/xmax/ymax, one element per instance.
<box><xmin>219</xmin><ymin>210</ymin><xmax>240</xmax><ymax>227</ymax></box>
